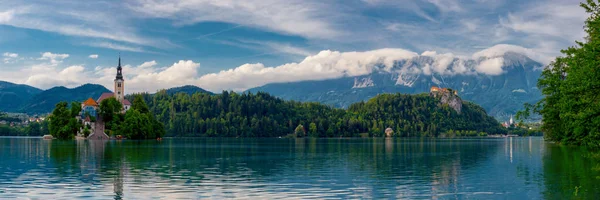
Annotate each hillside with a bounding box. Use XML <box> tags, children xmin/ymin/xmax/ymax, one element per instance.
<box><xmin>0</xmin><ymin>81</ymin><xmax>43</xmax><ymax>112</ymax></box>
<box><xmin>248</xmin><ymin>52</ymin><xmax>542</xmax><ymax>121</ymax></box>
<box><xmin>20</xmin><ymin>84</ymin><xmax>110</xmax><ymax>114</ymax></box>
<box><xmin>136</xmin><ymin>90</ymin><xmax>505</xmax><ymax>137</ymax></box>
<box><xmin>165</xmin><ymin>85</ymin><xmax>213</xmax><ymax>95</ymax></box>
<box><xmin>0</xmin><ymin>82</ymin><xmax>214</xmax><ymax>114</ymax></box>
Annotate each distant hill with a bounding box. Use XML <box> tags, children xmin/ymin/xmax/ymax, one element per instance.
<box><xmin>0</xmin><ymin>81</ymin><xmax>43</xmax><ymax>112</ymax></box>
<box><xmin>165</xmin><ymin>85</ymin><xmax>213</xmax><ymax>95</ymax></box>
<box><xmin>19</xmin><ymin>84</ymin><xmax>110</xmax><ymax>114</ymax></box>
<box><xmin>0</xmin><ymin>82</ymin><xmax>216</xmax><ymax>114</ymax></box>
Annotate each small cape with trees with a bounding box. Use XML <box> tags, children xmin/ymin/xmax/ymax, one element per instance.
<box><xmin>517</xmin><ymin>0</ymin><xmax>600</xmax><ymax>148</ymax></box>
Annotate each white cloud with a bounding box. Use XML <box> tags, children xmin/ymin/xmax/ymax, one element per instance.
<box><xmin>195</xmin><ymin>45</ymin><xmax>544</xmax><ymax>91</ymax></box>
<box><xmin>0</xmin><ymin>10</ymin><xmax>14</xmax><ymax>23</ymax></box>
<box><xmin>128</xmin><ymin>0</ymin><xmax>342</xmax><ymax>39</ymax></box>
<box><xmin>0</xmin><ymin>3</ymin><xmax>168</xmax><ymax>49</ymax></box>
<box><xmin>0</xmin><ymin>45</ymin><xmax>551</xmax><ymax>92</ymax></box>
<box><xmin>87</xmin><ymin>42</ymin><xmax>146</xmax><ymax>53</ymax></box>
<box><xmin>95</xmin><ymin>60</ymin><xmax>200</xmax><ymax>93</ymax></box>
<box><xmin>499</xmin><ymin>2</ymin><xmax>586</xmax><ymax>42</ymax></box>
<box><xmin>3</xmin><ymin>52</ymin><xmax>18</xmax><ymax>58</ymax></box>
<box><xmin>89</xmin><ymin>54</ymin><xmax>99</xmax><ymax>59</ymax></box>
<box><xmin>472</xmin><ymin>44</ymin><xmax>550</xmax><ymax>64</ymax></box>
<box><xmin>475</xmin><ymin>57</ymin><xmax>504</xmax><ymax>75</ymax></box>
<box><xmin>138</xmin><ymin>60</ymin><xmax>157</xmax><ymax>68</ymax></box>
<box><xmin>460</xmin><ymin>19</ymin><xmax>479</xmax><ymax>32</ymax></box>
<box><xmin>215</xmin><ymin>39</ymin><xmax>314</xmax><ymax>57</ymax></box>
<box><xmin>25</xmin><ymin>65</ymin><xmax>87</xmax><ymax>88</ymax></box>
<box><xmin>426</xmin><ymin>0</ymin><xmax>463</xmax><ymax>13</ymax></box>
<box><xmin>2</xmin><ymin>52</ymin><xmax>19</xmax><ymax>63</ymax></box>
<box><xmin>38</xmin><ymin>52</ymin><xmax>69</xmax><ymax>64</ymax></box>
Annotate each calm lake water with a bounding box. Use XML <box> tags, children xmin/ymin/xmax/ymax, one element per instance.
<box><xmin>0</xmin><ymin>137</ymin><xmax>599</xmax><ymax>199</ymax></box>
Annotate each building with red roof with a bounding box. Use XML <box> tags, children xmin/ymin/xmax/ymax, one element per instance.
<box><xmin>80</xmin><ymin>56</ymin><xmax>132</xmax><ymax>120</ymax></box>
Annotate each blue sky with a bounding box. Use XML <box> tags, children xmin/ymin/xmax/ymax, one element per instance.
<box><xmin>0</xmin><ymin>0</ymin><xmax>586</xmax><ymax>93</ymax></box>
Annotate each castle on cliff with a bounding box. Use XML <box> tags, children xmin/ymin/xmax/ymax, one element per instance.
<box><xmin>430</xmin><ymin>86</ymin><xmax>458</xmax><ymax>97</ymax></box>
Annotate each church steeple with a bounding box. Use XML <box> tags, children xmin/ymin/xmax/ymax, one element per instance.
<box><xmin>114</xmin><ymin>55</ymin><xmax>125</xmax><ymax>103</ymax></box>
<box><xmin>115</xmin><ymin>55</ymin><xmax>123</xmax><ymax>81</ymax></box>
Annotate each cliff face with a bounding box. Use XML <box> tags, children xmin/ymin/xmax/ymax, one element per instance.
<box><xmin>433</xmin><ymin>92</ymin><xmax>462</xmax><ymax>114</ymax></box>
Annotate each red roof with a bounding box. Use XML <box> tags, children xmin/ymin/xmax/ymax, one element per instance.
<box><xmin>82</xmin><ymin>97</ymin><xmax>98</xmax><ymax>106</ymax></box>
<box><xmin>97</xmin><ymin>92</ymin><xmax>114</xmax><ymax>102</ymax></box>
<box><xmin>122</xmin><ymin>99</ymin><xmax>131</xmax><ymax>105</ymax></box>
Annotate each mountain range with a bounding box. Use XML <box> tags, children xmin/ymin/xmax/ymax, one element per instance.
<box><xmin>0</xmin><ymin>51</ymin><xmax>544</xmax><ymax>119</ymax></box>
<box><xmin>248</xmin><ymin>52</ymin><xmax>543</xmax><ymax>121</ymax></box>
<box><xmin>0</xmin><ymin>83</ymin><xmax>212</xmax><ymax>114</ymax></box>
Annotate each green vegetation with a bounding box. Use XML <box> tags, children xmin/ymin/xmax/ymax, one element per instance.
<box><xmin>114</xmin><ymin>95</ymin><xmax>165</xmax><ymax>139</ymax></box>
<box><xmin>99</xmin><ymin>97</ymin><xmax>123</xmax><ymax>131</ymax></box>
<box><xmin>517</xmin><ymin>0</ymin><xmax>600</xmax><ymax>147</ymax></box>
<box><xmin>0</xmin><ymin>112</ymin><xmax>21</xmax><ymax>123</ymax></box>
<box><xmin>47</xmin><ymin>95</ymin><xmax>164</xmax><ymax>140</ymax></box>
<box><xmin>48</xmin><ymin>102</ymin><xmax>82</xmax><ymax>140</ymax></box>
<box><xmin>132</xmin><ymin>90</ymin><xmax>505</xmax><ymax>138</ymax></box>
<box><xmin>0</xmin><ymin>81</ymin><xmax>42</xmax><ymax>113</ymax></box>
<box><xmin>0</xmin><ymin>119</ymin><xmax>48</xmax><ymax>137</ymax></box>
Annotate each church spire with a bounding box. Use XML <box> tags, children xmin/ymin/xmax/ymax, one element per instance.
<box><xmin>115</xmin><ymin>54</ymin><xmax>123</xmax><ymax>81</ymax></box>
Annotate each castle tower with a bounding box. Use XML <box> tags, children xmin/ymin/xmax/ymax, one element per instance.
<box><xmin>114</xmin><ymin>56</ymin><xmax>124</xmax><ymax>102</ymax></box>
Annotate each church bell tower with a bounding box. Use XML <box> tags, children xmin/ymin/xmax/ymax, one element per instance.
<box><xmin>114</xmin><ymin>56</ymin><xmax>125</xmax><ymax>102</ymax></box>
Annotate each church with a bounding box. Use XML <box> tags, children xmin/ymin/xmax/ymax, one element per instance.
<box><xmin>80</xmin><ymin>56</ymin><xmax>131</xmax><ymax>120</ymax></box>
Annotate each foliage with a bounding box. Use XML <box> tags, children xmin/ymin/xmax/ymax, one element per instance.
<box><xmin>48</xmin><ymin>102</ymin><xmax>80</xmax><ymax>140</ymax></box>
<box><xmin>82</xmin><ymin>126</ymin><xmax>90</xmax><ymax>137</ymax></box>
<box><xmin>70</xmin><ymin>102</ymin><xmax>82</xmax><ymax>118</ymax></box>
<box><xmin>295</xmin><ymin>125</ymin><xmax>306</xmax><ymax>138</ymax></box>
<box><xmin>99</xmin><ymin>97</ymin><xmax>122</xmax><ymax>130</ymax></box>
<box><xmin>133</xmin><ymin>90</ymin><xmax>504</xmax><ymax>138</ymax></box>
<box><xmin>131</xmin><ymin>95</ymin><xmax>150</xmax><ymax>114</ymax></box>
<box><xmin>517</xmin><ymin>0</ymin><xmax>600</xmax><ymax>147</ymax></box>
<box><xmin>114</xmin><ymin>95</ymin><xmax>165</xmax><ymax>139</ymax></box>
<box><xmin>0</xmin><ymin>120</ymin><xmax>45</xmax><ymax>137</ymax></box>
<box><xmin>0</xmin><ymin>112</ymin><xmax>21</xmax><ymax>123</ymax></box>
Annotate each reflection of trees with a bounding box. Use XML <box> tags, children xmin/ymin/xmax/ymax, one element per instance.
<box><xmin>542</xmin><ymin>144</ymin><xmax>600</xmax><ymax>199</ymax></box>
<box><xmin>44</xmin><ymin>138</ymin><xmax>506</xmax><ymax>198</ymax></box>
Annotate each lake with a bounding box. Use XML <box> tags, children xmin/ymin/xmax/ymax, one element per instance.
<box><xmin>0</xmin><ymin>137</ymin><xmax>599</xmax><ymax>199</ymax></box>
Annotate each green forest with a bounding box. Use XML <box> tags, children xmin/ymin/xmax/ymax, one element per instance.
<box><xmin>518</xmin><ymin>0</ymin><xmax>600</xmax><ymax>148</ymax></box>
<box><xmin>130</xmin><ymin>91</ymin><xmax>505</xmax><ymax>138</ymax></box>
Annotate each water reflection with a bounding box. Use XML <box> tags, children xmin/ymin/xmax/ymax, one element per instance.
<box><xmin>0</xmin><ymin>137</ymin><xmax>599</xmax><ymax>199</ymax></box>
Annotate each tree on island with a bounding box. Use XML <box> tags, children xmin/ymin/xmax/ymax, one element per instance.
<box><xmin>518</xmin><ymin>0</ymin><xmax>600</xmax><ymax>147</ymax></box>
<box><xmin>116</xmin><ymin>95</ymin><xmax>165</xmax><ymax>139</ymax></box>
<box><xmin>99</xmin><ymin>97</ymin><xmax>123</xmax><ymax>123</ymax></box>
<box><xmin>48</xmin><ymin>101</ymin><xmax>81</xmax><ymax>140</ymax></box>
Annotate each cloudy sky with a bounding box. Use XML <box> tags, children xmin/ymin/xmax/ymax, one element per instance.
<box><xmin>0</xmin><ymin>0</ymin><xmax>586</xmax><ymax>93</ymax></box>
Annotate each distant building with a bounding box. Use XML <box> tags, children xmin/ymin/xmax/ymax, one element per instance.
<box><xmin>81</xmin><ymin>97</ymin><xmax>98</xmax><ymax>118</ymax></box>
<box><xmin>430</xmin><ymin>86</ymin><xmax>458</xmax><ymax>96</ymax></box>
<box><xmin>80</xmin><ymin>56</ymin><xmax>132</xmax><ymax>140</ymax></box>
<box><xmin>80</xmin><ymin>56</ymin><xmax>132</xmax><ymax>119</ymax></box>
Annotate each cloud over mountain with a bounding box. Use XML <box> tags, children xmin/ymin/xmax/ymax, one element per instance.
<box><xmin>0</xmin><ymin>44</ymin><xmax>544</xmax><ymax>93</ymax></box>
<box><xmin>194</xmin><ymin>44</ymin><xmax>543</xmax><ymax>91</ymax></box>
